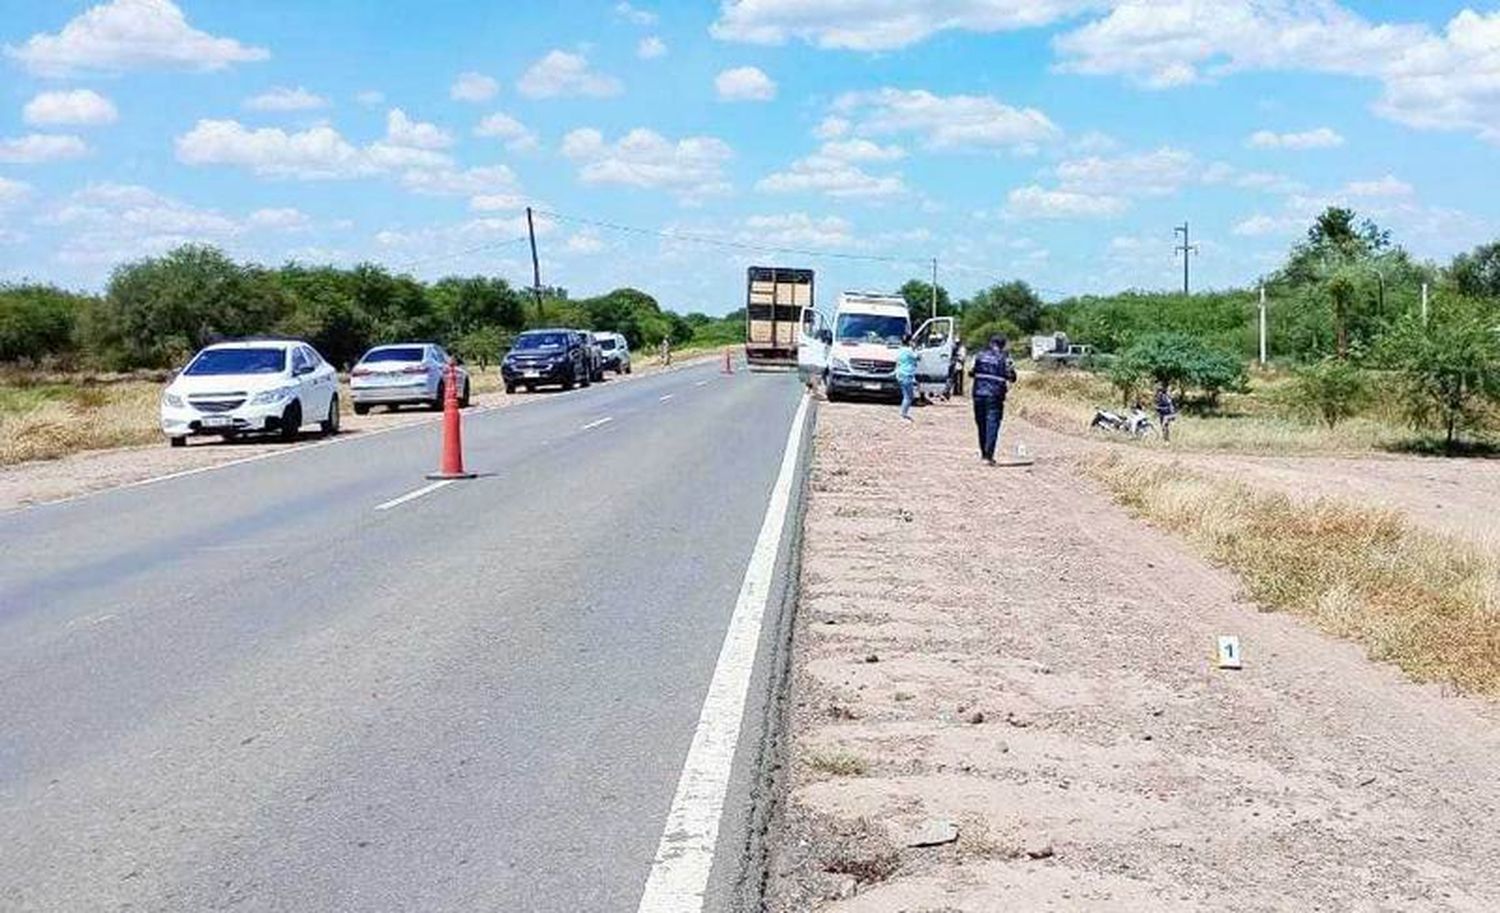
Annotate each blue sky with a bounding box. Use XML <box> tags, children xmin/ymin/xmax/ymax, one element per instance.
<box><xmin>1</xmin><ymin>0</ymin><xmax>1498</xmax><ymax>314</ymax></box>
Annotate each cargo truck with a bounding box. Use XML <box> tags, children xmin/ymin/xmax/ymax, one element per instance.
<box><xmin>744</xmin><ymin>266</ymin><xmax>814</xmax><ymax>369</ymax></box>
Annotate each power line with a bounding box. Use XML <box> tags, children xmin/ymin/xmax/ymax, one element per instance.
<box><xmin>532</xmin><ymin>208</ymin><xmax>933</xmax><ymax>267</ymax></box>
<box><xmin>395</xmin><ymin>234</ymin><xmax>531</xmax><ymax>271</ymax></box>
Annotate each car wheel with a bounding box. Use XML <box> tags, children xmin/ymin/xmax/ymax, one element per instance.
<box><xmin>580</xmin><ymin>365</ymin><xmax>591</xmax><ymax>388</ymax></box>
<box><xmin>353</xmin><ymin>402</ymin><xmax>370</xmax><ymax>416</ymax></box>
<box><xmin>625</xmin><ymin>363</ymin><xmax>632</xmax><ymax>374</ymax></box>
<box><xmin>321</xmin><ymin>395</ymin><xmax>341</xmax><ymax>436</ymax></box>
<box><xmin>430</xmin><ymin>381</ymin><xmax>445</xmax><ymax>411</ymax></box>
<box><xmin>504</xmin><ymin>382</ymin><xmax>516</xmax><ymax>395</ymax></box>
<box><xmin>169</xmin><ymin>435</ymin><xmax>186</xmax><ymax>448</ymax></box>
<box><xmin>279</xmin><ymin>401</ymin><xmax>302</xmax><ymax>442</ymax></box>
<box><xmin>459</xmin><ymin>380</ymin><xmax>471</xmax><ymax>408</ymax></box>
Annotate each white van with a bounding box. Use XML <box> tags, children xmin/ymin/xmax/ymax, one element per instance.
<box><xmin>798</xmin><ymin>293</ymin><xmax>954</xmax><ymax>402</ymax></box>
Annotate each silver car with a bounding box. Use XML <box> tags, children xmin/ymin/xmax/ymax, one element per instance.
<box><xmin>349</xmin><ymin>343</ymin><xmax>470</xmax><ymax>414</ymax></box>
<box><xmin>593</xmin><ymin>331</ymin><xmax>632</xmax><ymax>374</ymax></box>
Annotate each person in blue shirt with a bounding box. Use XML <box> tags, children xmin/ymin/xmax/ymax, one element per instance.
<box><xmin>970</xmin><ymin>334</ymin><xmax>1018</xmax><ymax>464</ymax></box>
<box><xmin>895</xmin><ymin>333</ymin><xmax>919</xmax><ymax>421</ymax></box>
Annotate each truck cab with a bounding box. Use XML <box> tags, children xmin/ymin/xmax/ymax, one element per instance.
<box><xmin>799</xmin><ymin>293</ymin><xmax>954</xmax><ymax>402</ymax></box>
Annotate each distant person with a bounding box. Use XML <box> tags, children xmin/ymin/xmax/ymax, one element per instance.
<box><xmin>1154</xmin><ymin>382</ymin><xmax>1178</xmax><ymax>442</ymax></box>
<box><xmin>659</xmin><ymin>337</ymin><xmax>671</xmax><ymax>366</ymax></box>
<box><xmin>895</xmin><ymin>333</ymin><xmax>918</xmax><ymax>422</ymax></box>
<box><xmin>947</xmin><ymin>339</ymin><xmax>967</xmax><ymax>398</ymax></box>
<box><xmin>970</xmin><ymin>334</ymin><xmax>1017</xmax><ymax>464</ymax></box>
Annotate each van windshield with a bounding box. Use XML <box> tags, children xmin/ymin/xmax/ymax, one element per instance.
<box><xmin>835</xmin><ymin>314</ymin><xmax>908</xmax><ymax>346</ymax></box>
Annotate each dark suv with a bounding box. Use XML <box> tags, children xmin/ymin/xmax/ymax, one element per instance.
<box><xmin>501</xmin><ymin>328</ymin><xmax>592</xmax><ymax>393</ymax></box>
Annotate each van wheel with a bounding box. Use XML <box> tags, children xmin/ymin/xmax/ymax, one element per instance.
<box><xmin>169</xmin><ymin>436</ymin><xmax>186</xmax><ymax>448</ymax></box>
<box><xmin>279</xmin><ymin>401</ymin><xmax>302</xmax><ymax>442</ymax></box>
<box><xmin>321</xmin><ymin>395</ymin><xmax>340</xmax><ymax>436</ymax></box>
<box><xmin>353</xmin><ymin>402</ymin><xmax>369</xmax><ymax>416</ymax></box>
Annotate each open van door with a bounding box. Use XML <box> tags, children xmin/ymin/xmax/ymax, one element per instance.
<box><xmin>797</xmin><ymin>306</ymin><xmax>830</xmax><ymax>387</ymax></box>
<box><xmin>912</xmin><ymin>316</ymin><xmax>955</xmax><ymax>399</ymax></box>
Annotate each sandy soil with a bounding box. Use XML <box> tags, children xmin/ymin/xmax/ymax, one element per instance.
<box><xmin>0</xmin><ymin>355</ymin><xmax>713</xmax><ymax>512</ymax></box>
<box><xmin>767</xmin><ymin>400</ymin><xmax>1500</xmax><ymax>912</ymax></box>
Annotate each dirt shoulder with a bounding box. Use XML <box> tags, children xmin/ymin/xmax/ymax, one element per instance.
<box><xmin>767</xmin><ymin>400</ymin><xmax>1500</xmax><ymax>911</ymax></box>
<box><xmin>0</xmin><ymin>354</ymin><xmax>715</xmax><ymax>512</ymax></box>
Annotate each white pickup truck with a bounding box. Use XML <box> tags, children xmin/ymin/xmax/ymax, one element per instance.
<box><xmin>797</xmin><ymin>293</ymin><xmax>954</xmax><ymax>402</ymax></box>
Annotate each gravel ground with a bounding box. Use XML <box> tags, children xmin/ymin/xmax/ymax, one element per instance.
<box><xmin>767</xmin><ymin>398</ymin><xmax>1500</xmax><ymax>912</ymax></box>
<box><xmin>0</xmin><ymin>355</ymin><xmax>714</xmax><ymax>512</ymax></box>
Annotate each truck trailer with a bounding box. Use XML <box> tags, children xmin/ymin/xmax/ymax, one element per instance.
<box><xmin>744</xmin><ymin>266</ymin><xmax>814</xmax><ymax>369</ymax></box>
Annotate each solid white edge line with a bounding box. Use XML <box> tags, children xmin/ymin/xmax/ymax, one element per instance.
<box><xmin>636</xmin><ymin>391</ymin><xmax>810</xmax><ymax>913</ymax></box>
<box><xmin>374</xmin><ymin>478</ymin><xmax>455</xmax><ymax>511</ymax></box>
<box><xmin>581</xmin><ymin>416</ymin><xmax>614</xmax><ymax>430</ymax></box>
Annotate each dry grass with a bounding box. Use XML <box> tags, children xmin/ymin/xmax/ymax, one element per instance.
<box><xmin>1012</xmin><ymin>369</ymin><xmax>1413</xmax><ymax>455</ymax></box>
<box><xmin>1084</xmin><ymin>452</ymin><xmax>1500</xmax><ymax>694</ymax></box>
<box><xmin>0</xmin><ymin>378</ymin><xmax>163</xmax><ymax>465</ymax></box>
<box><xmin>806</xmin><ymin>749</ymin><xmax>870</xmax><ymax>777</ymax></box>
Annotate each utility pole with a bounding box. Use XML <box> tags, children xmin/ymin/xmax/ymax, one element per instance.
<box><xmin>525</xmin><ymin>205</ymin><xmax>543</xmax><ymax>317</ymax></box>
<box><xmin>1173</xmin><ymin>221</ymin><xmax>1198</xmax><ymax>296</ymax></box>
<box><xmin>930</xmin><ymin>257</ymin><xmax>938</xmax><ymax>320</ymax></box>
<box><xmin>1258</xmin><ymin>285</ymin><xmax>1268</xmax><ymax>367</ymax></box>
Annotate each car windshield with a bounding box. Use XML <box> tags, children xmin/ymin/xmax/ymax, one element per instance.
<box><xmin>361</xmin><ymin>346</ymin><xmax>424</xmax><ymax>363</ymax></box>
<box><xmin>597</xmin><ymin>338</ymin><xmax>617</xmax><ymax>350</ymax></box>
<box><xmin>513</xmin><ymin>332</ymin><xmax>569</xmax><ymax>351</ymax></box>
<box><xmin>184</xmin><ymin>347</ymin><xmax>286</xmax><ymax>376</ymax></box>
<box><xmin>836</xmin><ymin>314</ymin><xmax>908</xmax><ymax>346</ymax></box>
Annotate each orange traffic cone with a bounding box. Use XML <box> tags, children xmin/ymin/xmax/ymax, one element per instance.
<box><xmin>426</xmin><ymin>361</ymin><xmax>477</xmax><ymax>480</ymax></box>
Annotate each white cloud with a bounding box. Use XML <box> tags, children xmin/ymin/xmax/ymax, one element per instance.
<box><xmin>562</xmin><ymin>127</ymin><xmax>733</xmax><ymax>201</ymax></box>
<box><xmin>818</xmin><ymin>138</ymin><xmax>905</xmax><ymax>162</ymax></box>
<box><xmin>355</xmin><ymin>90</ymin><xmax>385</xmax><ymax>107</ymax></box>
<box><xmin>711</xmin><ymin>0</ymin><xmax>1098</xmax><ymax>50</ymax></box>
<box><xmin>756</xmin><ymin>155</ymin><xmax>906</xmax><ymax>199</ymax></box>
<box><xmin>1202</xmin><ymin>162</ymin><xmax>1305</xmax><ymax>194</ymax></box>
<box><xmin>1232</xmin><ymin>213</ymin><xmax>1297</xmax><ymax>237</ymax></box>
<box><xmin>1342</xmin><ymin>175</ymin><xmax>1413</xmax><ymax>198</ymax></box>
<box><xmin>1376</xmin><ymin>10</ymin><xmax>1500</xmax><ymax>144</ymax></box>
<box><xmin>385</xmin><ymin>108</ymin><xmax>453</xmax><ymax>150</ymax></box>
<box><xmin>566</xmin><ymin>230</ymin><xmax>606</xmax><ymax>253</ymax></box>
<box><xmin>1055</xmin><ymin>147</ymin><xmax>1196</xmax><ymax>197</ymax></box>
<box><xmin>470</xmin><ymin>192</ymin><xmax>528</xmax><ymax>212</ymax></box>
<box><xmin>741</xmin><ymin>212</ymin><xmax>854</xmax><ymax>247</ymax></box>
<box><xmin>248</xmin><ymin>207</ymin><xmax>309</xmax><ymax>231</ymax></box>
<box><xmin>399</xmin><ymin>164</ymin><xmax>519</xmax><ymax>198</ymax></box>
<box><xmin>1247</xmin><ymin>127</ymin><xmax>1344</xmax><ymax>150</ymax></box>
<box><xmin>715</xmin><ymin>66</ymin><xmax>777</xmax><ymax>101</ymax></box>
<box><xmin>517</xmin><ymin>50</ymin><xmax>622</xmax><ymax>98</ymax></box>
<box><xmin>5</xmin><ymin>0</ymin><xmax>269</xmax><ymax>76</ymax></box>
<box><xmin>23</xmin><ymin>89</ymin><xmax>118</xmax><ymax>126</ymax></box>
<box><xmin>0</xmin><ymin>134</ymin><xmax>90</xmax><ymax>164</ymax></box>
<box><xmin>615</xmin><ymin>2</ymin><xmax>657</xmax><ymax>25</ymax></box>
<box><xmin>474</xmin><ymin>112</ymin><xmax>539</xmax><ymax>152</ymax></box>
<box><xmin>43</xmin><ymin>182</ymin><xmax>242</xmax><ymax>265</ymax></box>
<box><xmin>0</xmin><ymin>177</ymin><xmax>32</xmax><ymax>207</ymax></box>
<box><xmin>637</xmin><ymin>36</ymin><xmax>668</xmax><ymax>59</ymax></box>
<box><xmin>814</xmin><ymin>116</ymin><xmax>850</xmax><ymax>140</ymax></box>
<box><xmin>1005</xmin><ymin>185</ymin><xmax>1127</xmax><ymax>219</ymax></box>
<box><xmin>176</xmin><ymin>120</ymin><xmax>373</xmax><ymax>179</ymax></box>
<box><xmin>450</xmin><ymin>71</ymin><xmax>499</xmax><ymax>103</ymax></box>
<box><xmin>834</xmin><ymin>88</ymin><xmax>1060</xmax><ymax>152</ymax></box>
<box><xmin>245</xmin><ymin>86</ymin><xmax>328</xmax><ymax>112</ymax></box>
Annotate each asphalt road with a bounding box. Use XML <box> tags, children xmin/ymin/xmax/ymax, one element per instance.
<box><xmin>0</xmin><ymin>360</ymin><xmax>809</xmax><ymax>912</ymax></box>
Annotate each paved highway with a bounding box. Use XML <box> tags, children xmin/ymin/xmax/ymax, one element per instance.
<box><xmin>0</xmin><ymin>360</ymin><xmax>809</xmax><ymax>912</ymax></box>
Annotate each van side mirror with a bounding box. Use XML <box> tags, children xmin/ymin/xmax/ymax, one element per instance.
<box><xmin>818</xmin><ymin>329</ymin><xmax>833</xmax><ymax>344</ymax></box>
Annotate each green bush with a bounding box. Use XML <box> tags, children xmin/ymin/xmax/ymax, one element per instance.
<box><xmin>1289</xmin><ymin>358</ymin><xmax>1370</xmax><ymax>428</ymax></box>
<box><xmin>1377</xmin><ymin>294</ymin><xmax>1500</xmax><ymax>449</ymax></box>
<box><xmin>1110</xmin><ymin>332</ymin><xmax>1248</xmax><ymax>410</ymax></box>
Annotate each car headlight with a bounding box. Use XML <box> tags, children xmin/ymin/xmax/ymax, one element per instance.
<box><xmin>830</xmin><ymin>356</ymin><xmax>850</xmax><ymax>371</ymax></box>
<box><xmin>162</xmin><ymin>392</ymin><xmax>184</xmax><ymax>408</ymax></box>
<box><xmin>250</xmin><ymin>385</ymin><xmax>299</xmax><ymax>405</ymax></box>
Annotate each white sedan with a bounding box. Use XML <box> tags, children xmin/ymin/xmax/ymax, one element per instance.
<box><xmin>349</xmin><ymin>343</ymin><xmax>470</xmax><ymax>414</ymax></box>
<box><xmin>160</xmin><ymin>339</ymin><xmax>341</xmax><ymax>447</ymax></box>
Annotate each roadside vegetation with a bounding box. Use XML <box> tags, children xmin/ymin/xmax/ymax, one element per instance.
<box><xmin>1084</xmin><ymin>452</ymin><xmax>1500</xmax><ymax>695</ymax></box>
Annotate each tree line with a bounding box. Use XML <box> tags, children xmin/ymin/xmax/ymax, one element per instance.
<box><xmin>0</xmin><ymin>245</ymin><xmax>742</xmax><ymax>371</ymax></box>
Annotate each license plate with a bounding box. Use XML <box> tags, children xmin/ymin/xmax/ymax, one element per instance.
<box><xmin>523</xmin><ymin>370</ymin><xmax>540</xmax><ymax>378</ymax></box>
<box><xmin>863</xmin><ymin>382</ymin><xmax>883</xmax><ymax>391</ymax></box>
<box><xmin>202</xmin><ymin>416</ymin><xmax>233</xmax><ymax>428</ymax></box>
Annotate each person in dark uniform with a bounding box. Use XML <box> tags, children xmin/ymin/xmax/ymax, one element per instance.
<box><xmin>970</xmin><ymin>335</ymin><xmax>1017</xmax><ymax>464</ymax></box>
<box><xmin>1154</xmin><ymin>382</ymin><xmax>1178</xmax><ymax>442</ymax></box>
